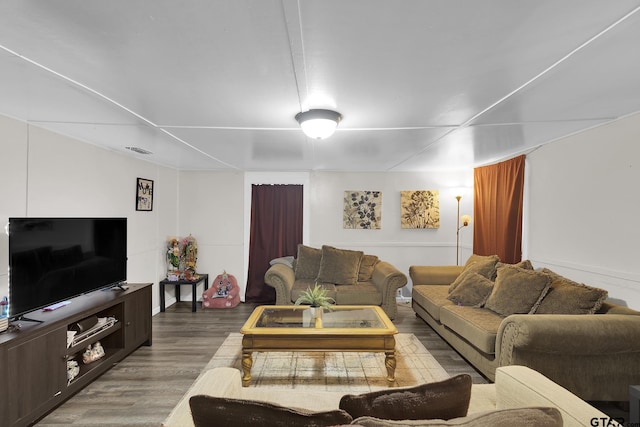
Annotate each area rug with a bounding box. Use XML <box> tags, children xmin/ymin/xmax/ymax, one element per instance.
<box><xmin>204</xmin><ymin>333</ymin><xmax>449</xmax><ymax>393</ymax></box>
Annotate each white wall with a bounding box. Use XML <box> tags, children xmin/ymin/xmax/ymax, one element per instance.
<box><xmin>0</xmin><ymin>115</ymin><xmax>177</xmax><ymax>313</ymax></box>
<box><xmin>526</xmin><ymin>112</ymin><xmax>640</xmax><ymax>309</ymax></box>
<box><xmin>4</xmin><ymin>109</ymin><xmax>637</xmax><ymax>313</ymax></box>
<box><xmin>176</xmin><ymin>170</ymin><xmax>245</xmax><ymax>301</ymax></box>
<box><xmin>307</xmin><ymin>170</ymin><xmax>474</xmax><ymax>296</ymax></box>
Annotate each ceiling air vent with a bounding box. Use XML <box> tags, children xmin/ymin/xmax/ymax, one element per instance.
<box><xmin>125</xmin><ymin>146</ymin><xmax>153</xmax><ymax>155</ymax></box>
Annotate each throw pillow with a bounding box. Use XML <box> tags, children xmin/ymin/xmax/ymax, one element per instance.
<box><xmin>351</xmin><ymin>407</ymin><xmax>562</xmax><ymax>427</ymax></box>
<box><xmin>358</xmin><ymin>254</ymin><xmax>379</xmax><ymax>282</ymax></box>
<box><xmin>484</xmin><ymin>265</ymin><xmax>551</xmax><ymax>316</ymax></box>
<box><xmin>464</xmin><ymin>254</ymin><xmax>500</xmax><ymax>268</ymax></box>
<box><xmin>294</xmin><ymin>244</ymin><xmax>322</xmax><ymax>280</ymax></box>
<box><xmin>447</xmin><ymin>271</ymin><xmax>494</xmax><ymax>307</ymax></box>
<box><xmin>449</xmin><ymin>257</ymin><xmax>500</xmax><ymax>294</ymax></box>
<box><xmin>535</xmin><ymin>268</ymin><xmax>608</xmax><ymax>314</ymax></box>
<box><xmin>269</xmin><ymin>256</ymin><xmax>294</xmax><ymax>268</ymax></box>
<box><xmin>496</xmin><ymin>259</ymin><xmax>533</xmax><ymax>270</ymax></box>
<box><xmin>339</xmin><ymin>374</ymin><xmax>472</xmax><ymax>421</ymax></box>
<box><xmin>189</xmin><ymin>395</ymin><xmax>352</xmax><ymax>427</ymax></box>
<box><xmin>316</xmin><ymin>245</ymin><xmax>363</xmax><ymax>286</ymax></box>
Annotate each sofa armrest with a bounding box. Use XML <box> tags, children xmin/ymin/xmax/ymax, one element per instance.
<box><xmin>371</xmin><ymin>261</ymin><xmax>407</xmax><ymax>320</ymax></box>
<box><xmin>264</xmin><ymin>263</ymin><xmax>296</xmax><ymax>305</ymax></box>
<box><xmin>162</xmin><ymin>367</ymin><xmax>243</xmax><ymax>427</ymax></box>
<box><xmin>497</xmin><ymin>314</ymin><xmax>640</xmax><ymax>401</ymax></box>
<box><xmin>409</xmin><ymin>265</ymin><xmax>464</xmax><ymax>286</ymax></box>
<box><xmin>495</xmin><ymin>365</ymin><xmax>621</xmax><ymax>427</ymax></box>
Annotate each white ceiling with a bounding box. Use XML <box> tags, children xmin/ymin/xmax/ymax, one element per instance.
<box><xmin>1</xmin><ymin>1</ymin><xmax>639</xmax><ymax>172</ymax></box>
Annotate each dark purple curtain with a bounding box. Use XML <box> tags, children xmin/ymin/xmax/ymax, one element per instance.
<box><xmin>245</xmin><ymin>184</ymin><xmax>303</xmax><ymax>303</ymax></box>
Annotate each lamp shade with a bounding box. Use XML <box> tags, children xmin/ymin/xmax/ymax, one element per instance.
<box><xmin>295</xmin><ymin>109</ymin><xmax>342</xmax><ymax>139</ymax></box>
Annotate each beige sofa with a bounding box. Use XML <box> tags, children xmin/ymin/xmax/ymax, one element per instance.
<box><xmin>264</xmin><ymin>244</ymin><xmax>407</xmax><ymax>319</ymax></box>
<box><xmin>410</xmin><ymin>256</ymin><xmax>640</xmax><ymax>402</ymax></box>
<box><xmin>163</xmin><ymin>365</ymin><xmax>620</xmax><ymax>427</ymax></box>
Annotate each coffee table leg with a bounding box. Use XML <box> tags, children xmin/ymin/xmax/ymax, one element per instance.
<box><xmin>242</xmin><ymin>350</ymin><xmax>253</xmax><ymax>387</ymax></box>
<box><xmin>385</xmin><ymin>351</ymin><xmax>396</xmax><ymax>384</ymax></box>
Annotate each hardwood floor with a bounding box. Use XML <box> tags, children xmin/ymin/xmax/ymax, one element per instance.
<box><xmin>36</xmin><ymin>301</ymin><xmax>626</xmax><ymax>426</ymax></box>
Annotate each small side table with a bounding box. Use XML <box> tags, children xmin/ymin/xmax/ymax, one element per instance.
<box><xmin>159</xmin><ymin>274</ymin><xmax>209</xmax><ymax>312</ymax></box>
<box><xmin>631</xmin><ymin>385</ymin><xmax>640</xmax><ymax>424</ymax></box>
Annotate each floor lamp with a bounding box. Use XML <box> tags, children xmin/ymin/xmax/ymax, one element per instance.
<box><xmin>456</xmin><ymin>195</ymin><xmax>471</xmax><ymax>265</ymax></box>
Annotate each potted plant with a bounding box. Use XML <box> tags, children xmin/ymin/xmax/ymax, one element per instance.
<box><xmin>294</xmin><ymin>283</ymin><xmax>335</xmax><ymax>319</ymax></box>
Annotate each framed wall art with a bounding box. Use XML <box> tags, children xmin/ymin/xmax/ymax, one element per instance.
<box><xmin>136</xmin><ymin>177</ymin><xmax>154</xmax><ymax>211</ymax></box>
<box><xmin>400</xmin><ymin>190</ymin><xmax>440</xmax><ymax>229</ymax></box>
<box><xmin>343</xmin><ymin>190</ymin><xmax>382</xmax><ymax>229</ymax></box>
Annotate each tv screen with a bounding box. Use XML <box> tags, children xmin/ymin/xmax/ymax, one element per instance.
<box><xmin>8</xmin><ymin>217</ymin><xmax>127</xmax><ymax>320</ymax></box>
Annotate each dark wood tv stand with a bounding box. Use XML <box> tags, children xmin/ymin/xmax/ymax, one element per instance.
<box><xmin>0</xmin><ymin>283</ymin><xmax>152</xmax><ymax>427</ymax></box>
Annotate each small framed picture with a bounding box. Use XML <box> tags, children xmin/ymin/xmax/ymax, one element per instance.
<box><xmin>136</xmin><ymin>178</ymin><xmax>154</xmax><ymax>211</ymax></box>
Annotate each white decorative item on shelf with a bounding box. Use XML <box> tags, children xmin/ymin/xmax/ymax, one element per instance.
<box><xmin>82</xmin><ymin>341</ymin><xmax>105</xmax><ymax>364</ymax></box>
<box><xmin>67</xmin><ymin>330</ymin><xmax>77</xmax><ymax>348</ymax></box>
<box><xmin>67</xmin><ymin>359</ymin><xmax>80</xmax><ymax>383</ymax></box>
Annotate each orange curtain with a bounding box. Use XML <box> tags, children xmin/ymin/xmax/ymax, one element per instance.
<box><xmin>473</xmin><ymin>155</ymin><xmax>525</xmax><ymax>264</ymax></box>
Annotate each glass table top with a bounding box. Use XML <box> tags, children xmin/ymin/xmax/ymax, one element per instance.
<box><xmin>244</xmin><ymin>305</ymin><xmax>394</xmax><ymax>331</ymax></box>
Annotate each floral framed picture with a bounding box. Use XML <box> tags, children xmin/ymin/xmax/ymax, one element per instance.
<box><xmin>400</xmin><ymin>190</ymin><xmax>440</xmax><ymax>228</ymax></box>
<box><xmin>136</xmin><ymin>178</ymin><xmax>154</xmax><ymax>211</ymax></box>
<box><xmin>343</xmin><ymin>190</ymin><xmax>382</xmax><ymax>229</ymax></box>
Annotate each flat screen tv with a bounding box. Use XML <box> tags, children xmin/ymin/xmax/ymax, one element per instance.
<box><xmin>8</xmin><ymin>217</ymin><xmax>127</xmax><ymax>320</ymax></box>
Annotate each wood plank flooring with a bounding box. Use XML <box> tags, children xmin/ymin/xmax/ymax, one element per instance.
<box><xmin>35</xmin><ymin>301</ymin><xmax>626</xmax><ymax>426</ymax></box>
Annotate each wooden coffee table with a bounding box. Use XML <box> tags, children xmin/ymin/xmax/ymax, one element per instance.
<box><xmin>239</xmin><ymin>305</ymin><xmax>398</xmax><ymax>387</ymax></box>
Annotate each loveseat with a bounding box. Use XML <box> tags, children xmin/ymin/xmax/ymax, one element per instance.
<box><xmin>162</xmin><ymin>365</ymin><xmax>620</xmax><ymax>427</ymax></box>
<box><xmin>264</xmin><ymin>244</ymin><xmax>407</xmax><ymax>319</ymax></box>
<box><xmin>410</xmin><ymin>254</ymin><xmax>640</xmax><ymax>402</ymax></box>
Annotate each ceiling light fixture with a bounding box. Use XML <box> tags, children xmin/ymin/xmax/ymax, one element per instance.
<box><xmin>295</xmin><ymin>109</ymin><xmax>342</xmax><ymax>139</ymax></box>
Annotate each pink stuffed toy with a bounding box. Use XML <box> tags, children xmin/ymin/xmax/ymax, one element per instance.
<box><xmin>202</xmin><ymin>271</ymin><xmax>240</xmax><ymax>309</ymax></box>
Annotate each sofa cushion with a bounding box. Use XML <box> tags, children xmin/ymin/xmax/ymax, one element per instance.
<box><xmin>351</xmin><ymin>407</ymin><xmax>562</xmax><ymax>426</ymax></box>
<box><xmin>535</xmin><ymin>268</ymin><xmax>608</xmax><ymax>314</ymax></box>
<box><xmin>339</xmin><ymin>374</ymin><xmax>472</xmax><ymax>421</ymax></box>
<box><xmin>449</xmin><ymin>257</ymin><xmax>500</xmax><ymax>294</ymax></box>
<box><xmin>189</xmin><ymin>394</ymin><xmax>352</xmax><ymax>427</ymax></box>
<box><xmin>439</xmin><ymin>306</ymin><xmax>502</xmax><ymax>355</ymax></box>
<box><xmin>412</xmin><ymin>285</ymin><xmax>454</xmax><ymax>322</ymax></box>
<box><xmin>358</xmin><ymin>254</ymin><xmax>379</xmax><ymax>282</ymax></box>
<box><xmin>334</xmin><ymin>282</ymin><xmax>382</xmax><ymax>305</ymax></box>
<box><xmin>294</xmin><ymin>245</ymin><xmax>323</xmax><ymax>280</ymax></box>
<box><xmin>291</xmin><ymin>279</ymin><xmax>337</xmax><ymax>303</ymax></box>
<box><xmin>484</xmin><ymin>265</ymin><xmax>551</xmax><ymax>317</ymax></box>
<box><xmin>316</xmin><ymin>245</ymin><xmax>364</xmax><ymax>286</ymax></box>
<box><xmin>447</xmin><ymin>271</ymin><xmax>494</xmax><ymax>307</ymax></box>
<box><xmin>597</xmin><ymin>301</ymin><xmax>640</xmax><ymax>315</ymax></box>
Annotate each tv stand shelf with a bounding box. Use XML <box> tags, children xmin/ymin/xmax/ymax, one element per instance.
<box><xmin>68</xmin><ymin>317</ymin><xmax>119</xmax><ymax>351</ymax></box>
<box><xmin>0</xmin><ymin>283</ymin><xmax>152</xmax><ymax>427</ymax></box>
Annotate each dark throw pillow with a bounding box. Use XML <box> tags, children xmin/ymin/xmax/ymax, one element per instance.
<box><xmin>339</xmin><ymin>374</ymin><xmax>472</xmax><ymax>421</ymax></box>
<box><xmin>447</xmin><ymin>270</ymin><xmax>494</xmax><ymax>307</ymax></box>
<box><xmin>316</xmin><ymin>245</ymin><xmax>363</xmax><ymax>285</ymax></box>
<box><xmin>189</xmin><ymin>395</ymin><xmax>352</xmax><ymax>427</ymax></box>
<box><xmin>484</xmin><ymin>265</ymin><xmax>551</xmax><ymax>316</ymax></box>
<box><xmin>294</xmin><ymin>244</ymin><xmax>322</xmax><ymax>280</ymax></box>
